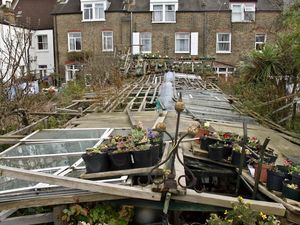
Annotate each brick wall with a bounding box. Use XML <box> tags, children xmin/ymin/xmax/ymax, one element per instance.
<box><xmin>54</xmin><ymin>10</ymin><xmax>281</xmax><ymax>74</ymax></box>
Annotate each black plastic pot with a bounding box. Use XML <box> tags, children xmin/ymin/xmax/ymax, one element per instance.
<box><xmin>264</xmin><ymin>152</ymin><xmax>278</xmax><ymax>164</ymax></box>
<box><xmin>282</xmin><ymin>181</ymin><xmax>300</xmax><ymax>201</ymax></box>
<box><xmin>223</xmin><ymin>145</ymin><xmax>233</xmax><ymax>159</ymax></box>
<box><xmin>109</xmin><ymin>151</ymin><xmax>132</xmax><ymax>170</ymax></box>
<box><xmin>277</xmin><ymin>165</ymin><xmax>292</xmax><ymax>180</ymax></box>
<box><xmin>200</xmin><ymin>137</ymin><xmax>219</xmax><ymax>151</ymax></box>
<box><xmin>208</xmin><ymin>144</ymin><xmax>223</xmax><ymax>161</ymax></box>
<box><xmin>133</xmin><ymin>149</ymin><xmax>154</xmax><ymax>168</ymax></box>
<box><xmin>267</xmin><ymin>170</ymin><xmax>285</xmax><ymax>192</ymax></box>
<box><xmin>150</xmin><ymin>145</ymin><xmax>160</xmax><ymax>165</ymax></box>
<box><xmin>292</xmin><ymin>173</ymin><xmax>300</xmax><ymax>185</ymax></box>
<box><xmin>82</xmin><ymin>153</ymin><xmax>109</xmax><ymax>174</ymax></box>
<box><xmin>231</xmin><ymin>151</ymin><xmax>247</xmax><ymax>167</ymax></box>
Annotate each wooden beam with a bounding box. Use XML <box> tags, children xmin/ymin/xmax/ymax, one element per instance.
<box><xmin>172</xmin><ymin>189</ymin><xmax>286</xmax><ymax>216</ymax></box>
<box><xmin>0</xmin><ymin>166</ymin><xmax>161</xmax><ymax>201</ymax></box>
<box><xmin>80</xmin><ymin>166</ymin><xmax>156</xmax><ymax>179</ymax></box>
<box><xmin>0</xmin><ymin>213</ymin><xmax>53</xmax><ymax>225</ymax></box>
<box><xmin>242</xmin><ymin>171</ymin><xmax>300</xmax><ymax>214</ymax></box>
<box><xmin>28</xmin><ymin>112</ymin><xmax>82</xmax><ymax>117</ymax></box>
<box><xmin>175</xmin><ymin>144</ymin><xmax>186</xmax><ymax>195</ymax></box>
<box><xmin>0</xmin><ymin>193</ymin><xmax>126</xmax><ymax>211</ymax></box>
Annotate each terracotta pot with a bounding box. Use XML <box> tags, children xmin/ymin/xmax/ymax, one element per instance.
<box><xmin>254</xmin><ymin>163</ymin><xmax>274</xmax><ymax>183</ymax></box>
<box><xmin>195</xmin><ymin>128</ymin><xmax>209</xmax><ymax>144</ymax></box>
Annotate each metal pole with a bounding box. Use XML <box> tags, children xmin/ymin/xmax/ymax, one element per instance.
<box><xmin>235</xmin><ymin>122</ymin><xmax>247</xmax><ymax>194</ymax></box>
<box><xmin>252</xmin><ymin>137</ymin><xmax>270</xmax><ymax>199</ymax></box>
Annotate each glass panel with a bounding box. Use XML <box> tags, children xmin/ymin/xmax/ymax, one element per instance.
<box><xmin>165</xmin><ymin>5</ymin><xmax>175</xmax><ymax>21</ymax></box>
<box><xmin>1</xmin><ymin>155</ymin><xmax>81</xmax><ymax>169</ymax></box>
<box><xmin>176</xmin><ymin>33</ymin><xmax>189</xmax><ymax>52</ymax></box>
<box><xmin>152</xmin><ymin>5</ymin><xmax>163</xmax><ymax>21</ymax></box>
<box><xmin>95</xmin><ymin>3</ymin><xmax>104</xmax><ymax>19</ymax></box>
<box><xmin>141</xmin><ymin>32</ymin><xmax>151</xmax><ymax>52</ymax></box>
<box><xmin>26</xmin><ymin>129</ymin><xmax>107</xmax><ymax>140</ymax></box>
<box><xmin>1</xmin><ymin>140</ymin><xmax>97</xmax><ymax>157</ymax></box>
<box><xmin>83</xmin><ymin>4</ymin><xmax>93</xmax><ymax>20</ymax></box>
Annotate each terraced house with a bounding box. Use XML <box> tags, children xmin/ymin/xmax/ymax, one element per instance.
<box><xmin>52</xmin><ymin>0</ymin><xmax>283</xmax><ymax>82</ymax></box>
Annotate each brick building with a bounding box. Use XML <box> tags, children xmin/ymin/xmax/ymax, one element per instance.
<box><xmin>52</xmin><ymin>0</ymin><xmax>282</xmax><ymax>81</ymax></box>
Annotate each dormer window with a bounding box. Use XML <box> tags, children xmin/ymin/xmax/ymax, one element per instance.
<box><xmin>81</xmin><ymin>0</ymin><xmax>108</xmax><ymax>22</ymax></box>
<box><xmin>150</xmin><ymin>0</ymin><xmax>178</xmax><ymax>23</ymax></box>
<box><xmin>231</xmin><ymin>3</ymin><xmax>256</xmax><ymax>22</ymax></box>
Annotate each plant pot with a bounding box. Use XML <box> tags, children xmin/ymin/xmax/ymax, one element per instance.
<box><xmin>254</xmin><ymin>163</ymin><xmax>274</xmax><ymax>183</ymax></box>
<box><xmin>200</xmin><ymin>137</ymin><xmax>219</xmax><ymax>151</ymax></box>
<box><xmin>223</xmin><ymin>145</ymin><xmax>233</xmax><ymax>159</ymax></box>
<box><xmin>82</xmin><ymin>153</ymin><xmax>109</xmax><ymax>174</ymax></box>
<box><xmin>264</xmin><ymin>152</ymin><xmax>278</xmax><ymax>164</ymax></box>
<box><xmin>150</xmin><ymin>144</ymin><xmax>160</xmax><ymax>165</ymax></box>
<box><xmin>231</xmin><ymin>151</ymin><xmax>247</xmax><ymax>167</ymax></box>
<box><xmin>133</xmin><ymin>148</ymin><xmax>157</xmax><ymax>168</ymax></box>
<box><xmin>282</xmin><ymin>181</ymin><xmax>300</xmax><ymax>201</ymax></box>
<box><xmin>208</xmin><ymin>144</ymin><xmax>223</xmax><ymax>161</ymax></box>
<box><xmin>277</xmin><ymin>165</ymin><xmax>292</xmax><ymax>180</ymax></box>
<box><xmin>109</xmin><ymin>151</ymin><xmax>132</xmax><ymax>170</ymax></box>
<box><xmin>195</xmin><ymin>128</ymin><xmax>209</xmax><ymax>144</ymax></box>
<box><xmin>291</xmin><ymin>173</ymin><xmax>300</xmax><ymax>185</ymax></box>
<box><xmin>267</xmin><ymin>169</ymin><xmax>285</xmax><ymax>192</ymax></box>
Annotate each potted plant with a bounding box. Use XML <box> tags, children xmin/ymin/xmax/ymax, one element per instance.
<box><xmin>208</xmin><ymin>142</ymin><xmax>224</xmax><ymax>161</ymax></box>
<box><xmin>254</xmin><ymin>160</ymin><xmax>274</xmax><ymax>184</ymax></box>
<box><xmin>147</xmin><ymin>128</ymin><xmax>163</xmax><ymax>159</ymax></box>
<box><xmin>81</xmin><ymin>144</ymin><xmax>109</xmax><ymax>174</ymax></box>
<box><xmin>200</xmin><ymin>136</ymin><xmax>219</xmax><ymax>151</ymax></box>
<box><xmin>132</xmin><ymin>143</ymin><xmax>155</xmax><ymax>168</ymax></box>
<box><xmin>282</xmin><ymin>181</ymin><xmax>300</xmax><ymax>201</ymax></box>
<box><xmin>247</xmin><ymin>136</ymin><xmax>260</xmax><ymax>150</ymax></box>
<box><xmin>266</xmin><ymin>167</ymin><xmax>285</xmax><ymax>192</ymax></box>
<box><xmin>289</xmin><ymin>164</ymin><xmax>300</xmax><ymax>185</ymax></box>
<box><xmin>231</xmin><ymin>144</ymin><xmax>249</xmax><ymax>167</ymax></box>
<box><xmin>108</xmin><ymin>139</ymin><xmax>133</xmax><ymax>171</ymax></box>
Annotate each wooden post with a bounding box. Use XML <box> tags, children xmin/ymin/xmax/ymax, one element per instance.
<box><xmin>252</xmin><ymin>137</ymin><xmax>270</xmax><ymax>199</ymax></box>
<box><xmin>290</xmin><ymin>99</ymin><xmax>297</xmax><ymax>129</ymax></box>
<box><xmin>235</xmin><ymin>122</ymin><xmax>247</xmax><ymax>194</ymax></box>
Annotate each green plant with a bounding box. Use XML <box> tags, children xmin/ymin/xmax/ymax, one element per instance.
<box><xmin>232</xmin><ymin>143</ymin><xmax>243</xmax><ymax>153</ymax></box>
<box><xmin>85</xmin><ymin>143</ymin><xmax>108</xmax><ymax>155</ymax></box>
<box><xmin>61</xmin><ymin>203</ymin><xmax>133</xmax><ymax>225</ymax></box>
<box><xmin>287</xmin><ymin>183</ymin><xmax>298</xmax><ymax>190</ymax></box>
<box><xmin>207</xmin><ymin>197</ymin><xmax>280</xmax><ymax>225</ymax></box>
<box><xmin>289</xmin><ymin>164</ymin><xmax>300</xmax><ymax>175</ymax></box>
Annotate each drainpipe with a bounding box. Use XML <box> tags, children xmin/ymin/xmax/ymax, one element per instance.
<box><xmin>130</xmin><ymin>11</ymin><xmax>133</xmax><ymax>58</ymax></box>
<box><xmin>203</xmin><ymin>11</ymin><xmax>207</xmax><ymax>57</ymax></box>
<box><xmin>54</xmin><ymin>15</ymin><xmax>59</xmax><ymax>79</ymax></box>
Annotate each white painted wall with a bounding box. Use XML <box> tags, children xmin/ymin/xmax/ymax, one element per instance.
<box><xmin>0</xmin><ymin>23</ymin><xmax>29</xmax><ymax>81</ymax></box>
<box><xmin>30</xmin><ymin>29</ymin><xmax>55</xmax><ymax>78</ymax></box>
<box><xmin>0</xmin><ymin>23</ymin><xmax>55</xmax><ymax>81</ymax></box>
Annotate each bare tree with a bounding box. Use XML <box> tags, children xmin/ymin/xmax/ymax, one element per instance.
<box><xmin>0</xmin><ymin>22</ymin><xmax>33</xmax><ymax>132</ymax></box>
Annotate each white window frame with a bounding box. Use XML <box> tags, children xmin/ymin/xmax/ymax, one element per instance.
<box><xmin>140</xmin><ymin>32</ymin><xmax>152</xmax><ymax>53</ymax></box>
<box><xmin>81</xmin><ymin>0</ymin><xmax>106</xmax><ymax>22</ymax></box>
<box><xmin>150</xmin><ymin>1</ymin><xmax>178</xmax><ymax>23</ymax></box>
<box><xmin>68</xmin><ymin>32</ymin><xmax>82</xmax><ymax>52</ymax></box>
<box><xmin>37</xmin><ymin>35</ymin><xmax>48</xmax><ymax>51</ymax></box>
<box><xmin>175</xmin><ymin>32</ymin><xmax>190</xmax><ymax>54</ymax></box>
<box><xmin>216</xmin><ymin>33</ymin><xmax>231</xmax><ymax>54</ymax></box>
<box><xmin>102</xmin><ymin>31</ymin><xmax>113</xmax><ymax>52</ymax></box>
<box><xmin>255</xmin><ymin>34</ymin><xmax>267</xmax><ymax>51</ymax></box>
<box><xmin>230</xmin><ymin>3</ymin><xmax>256</xmax><ymax>22</ymax></box>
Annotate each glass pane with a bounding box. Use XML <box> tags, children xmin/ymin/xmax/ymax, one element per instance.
<box><xmin>256</xmin><ymin>35</ymin><xmax>265</xmax><ymax>42</ymax></box>
<box><xmin>95</xmin><ymin>4</ymin><xmax>104</xmax><ymax>19</ymax></box>
<box><xmin>76</xmin><ymin>38</ymin><xmax>81</xmax><ymax>50</ymax></box>
<box><xmin>153</xmin><ymin>11</ymin><xmax>163</xmax><ymax>21</ymax></box>
<box><xmin>26</xmin><ymin>129</ymin><xmax>107</xmax><ymax>140</ymax></box>
<box><xmin>165</xmin><ymin>11</ymin><xmax>175</xmax><ymax>21</ymax></box>
<box><xmin>2</xmin><ymin>140</ymin><xmax>97</xmax><ymax>157</ymax></box>
<box><xmin>218</xmin><ymin>43</ymin><xmax>229</xmax><ymax>51</ymax></box>
<box><xmin>218</xmin><ymin>34</ymin><xmax>229</xmax><ymax>42</ymax></box>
